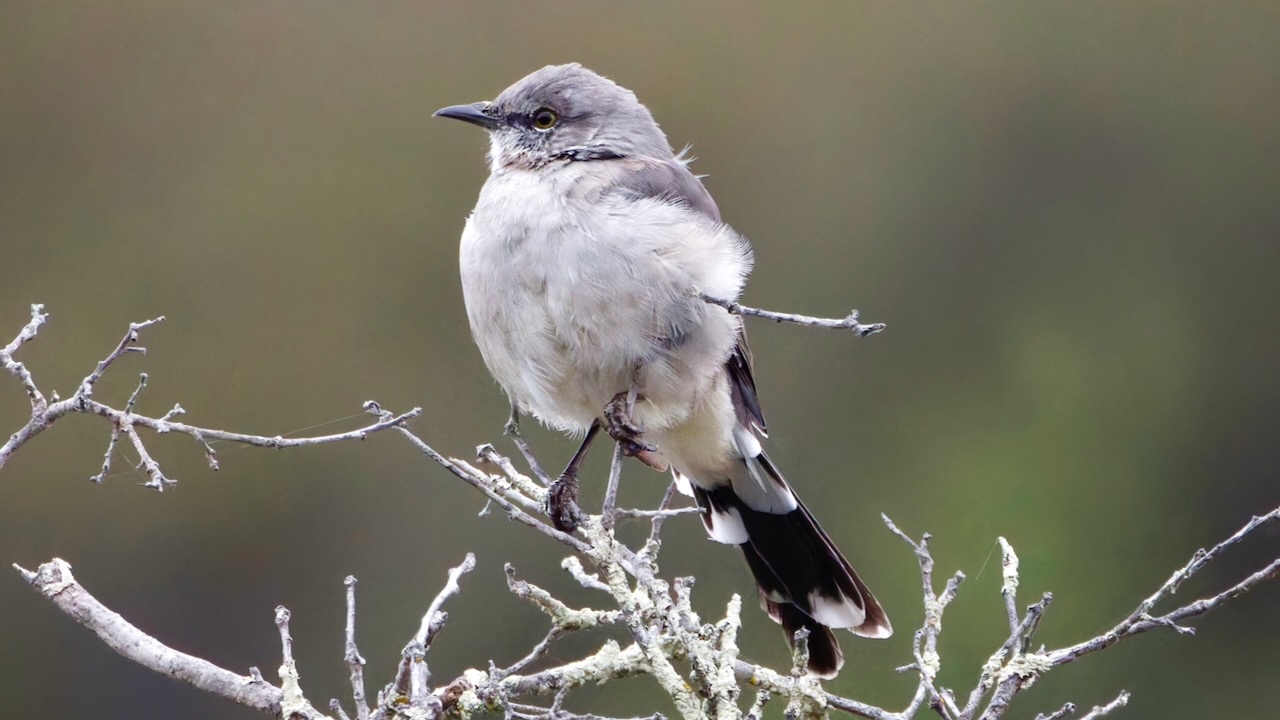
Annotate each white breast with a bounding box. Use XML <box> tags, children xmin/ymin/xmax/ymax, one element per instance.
<box><xmin>458</xmin><ymin>165</ymin><xmax>751</xmax><ymax>435</ymax></box>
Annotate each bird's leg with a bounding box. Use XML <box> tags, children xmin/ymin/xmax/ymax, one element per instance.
<box><xmin>503</xmin><ymin>401</ymin><xmax>521</xmax><ymax>437</ymax></box>
<box><xmin>603</xmin><ymin>387</ymin><xmax>656</xmax><ymax>457</ymax></box>
<box><xmin>548</xmin><ymin>420</ymin><xmax>601</xmax><ymax>533</ymax></box>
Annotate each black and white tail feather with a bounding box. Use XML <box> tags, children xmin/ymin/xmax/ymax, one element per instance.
<box><xmin>676</xmin><ymin>339</ymin><xmax>892</xmax><ymax>678</ymax></box>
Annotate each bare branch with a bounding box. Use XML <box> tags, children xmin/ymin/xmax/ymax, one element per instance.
<box><xmin>423</xmin><ymin>554</ymin><xmax>475</xmax><ymax>640</ymax></box>
<box><xmin>89</xmin><ymin>415</ymin><xmax>124</xmax><ymax>484</ymax></box>
<box><xmin>997</xmin><ymin>537</ymin><xmax>1019</xmax><ymax>634</ymax></box>
<box><xmin>1046</xmin><ymin>507</ymin><xmax>1279</xmax><ymax>667</ymax></box>
<box><xmin>506</xmin><ymin>564</ymin><xmax>621</xmax><ymax>632</ymax></box>
<box><xmin>385</xmin><ymin>552</ymin><xmax>477</xmax><ymax>712</ymax></box>
<box><xmin>1</xmin><ymin>306</ymin><xmax>421</xmax><ymax>479</ymax></box>
<box><xmin>635</xmin><ymin>480</ymin><xmax>687</xmax><ymax>557</ymax></box>
<box><xmin>385</xmin><ymin>419</ymin><xmax>592</xmax><ymax>556</ymax></box>
<box><xmin>561</xmin><ymin>556</ymin><xmax>611</xmax><ymax>593</ymax></box>
<box><xmin>1</xmin><ymin>303</ymin><xmax>50</xmax><ymax>406</ymax></box>
<box><xmin>343</xmin><ymin>576</ymin><xmax>370</xmax><ymax>720</ymax></box>
<box><xmin>497</xmin><ymin>626</ymin><xmax>568</xmax><ymax>680</ymax></box>
<box><xmin>8</xmin><ymin>308</ymin><xmax>1279</xmax><ymax>720</ymax></box>
<box><xmin>504</xmin><ymin>411</ymin><xmax>553</xmax><ymax>487</ymax></box>
<box><xmin>733</xmin><ymin>660</ymin><xmax>891</xmax><ymax>719</ymax></box>
<box><xmin>600</xmin><ymin>442</ymin><xmax>625</xmax><ymax>530</ymax></box>
<box><xmin>119</xmin><ymin>373</ymin><xmax>177</xmax><ymax>490</ymax></box>
<box><xmin>700</xmin><ymin>293</ymin><xmax>885</xmax><ymax>337</ymax></box>
<box><xmin>974</xmin><ymin>594</ymin><xmax>1054</xmax><ymax>720</ymax></box>
<box><xmin>579</xmin><ymin>517</ymin><xmax>703</xmax><ymax>718</ymax></box>
<box><xmin>965</xmin><ymin>508</ymin><xmax>1278</xmax><ymax>719</ymax></box>
<box><xmin>708</xmin><ymin>594</ymin><xmax>743</xmax><ymax>720</ymax></box>
<box><xmin>1033</xmin><ymin>701</ymin><xmax>1077</xmax><ymax>720</ymax></box>
<box><xmin>883</xmin><ymin>514</ymin><xmax>965</xmax><ymax>719</ymax></box>
<box><xmin>612</xmin><ymin>506</ymin><xmax>700</xmax><ymax>521</ymax></box>
<box><xmin>472</xmin><ymin>640</ymin><xmax>652</xmax><ymax>704</ymax></box>
<box><xmin>11</xmin><ymin>558</ymin><xmax>324</xmax><ymax>718</ymax></box>
<box><xmin>478</xmin><ymin>443</ymin><xmax>548</xmax><ymax>501</ymax></box>
<box><xmin>1077</xmin><ymin>691</ymin><xmax>1129</xmax><ymax>720</ymax></box>
<box><xmin>745</xmin><ymin>690</ymin><xmax>771</xmax><ymax>720</ymax></box>
<box><xmin>275</xmin><ymin>605</ymin><xmax>324</xmax><ymax>718</ymax></box>
<box><xmin>78</xmin><ymin>315</ymin><xmax>165</xmax><ymax>398</ymax></box>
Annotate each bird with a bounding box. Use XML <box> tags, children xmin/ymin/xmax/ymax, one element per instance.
<box><xmin>434</xmin><ymin>63</ymin><xmax>891</xmax><ymax>676</ymax></box>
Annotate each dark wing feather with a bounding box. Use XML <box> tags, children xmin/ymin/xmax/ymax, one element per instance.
<box><xmin>726</xmin><ymin>328</ymin><xmax>766</xmax><ymax>434</ymax></box>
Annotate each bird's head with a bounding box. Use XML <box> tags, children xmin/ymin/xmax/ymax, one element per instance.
<box><xmin>434</xmin><ymin>64</ymin><xmax>673</xmax><ymax>171</ymax></box>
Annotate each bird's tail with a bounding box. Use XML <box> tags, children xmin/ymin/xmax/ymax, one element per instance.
<box><xmin>686</xmin><ymin>442</ymin><xmax>892</xmax><ymax>678</ymax></box>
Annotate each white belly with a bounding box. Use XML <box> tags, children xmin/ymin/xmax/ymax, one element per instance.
<box><xmin>457</xmin><ymin>167</ymin><xmax>750</xmax><ymax>434</ymax></box>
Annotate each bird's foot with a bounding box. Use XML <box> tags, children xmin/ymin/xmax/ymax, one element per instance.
<box><xmin>604</xmin><ymin>391</ymin><xmax>656</xmax><ymax>457</ymax></box>
<box><xmin>547</xmin><ymin>473</ymin><xmax>582</xmax><ymax>533</ymax></box>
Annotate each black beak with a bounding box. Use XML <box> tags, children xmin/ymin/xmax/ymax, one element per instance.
<box><xmin>433</xmin><ymin>101</ymin><xmax>501</xmax><ymax>130</ymax></box>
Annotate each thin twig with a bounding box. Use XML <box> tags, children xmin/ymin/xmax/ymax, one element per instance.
<box><xmin>0</xmin><ymin>304</ymin><xmax>50</xmax><ymax>406</ymax></box>
<box><xmin>119</xmin><ymin>373</ymin><xmax>175</xmax><ymax>490</ymax></box>
<box><xmin>395</xmin><ymin>553</ymin><xmax>477</xmax><ymax>706</ymax></box>
<box><xmin>997</xmin><ymin>537</ymin><xmax>1020</xmax><ymax>634</ymax></box>
<box><xmin>78</xmin><ymin>315</ymin><xmax>166</xmax><ymax>398</ymax></box>
<box><xmin>1046</xmin><ymin>507</ymin><xmax>1279</xmax><ymax>667</ymax></box>
<box><xmin>3</xmin><ymin>389</ymin><xmax>420</xmax><ymax>476</ymax></box>
<box><xmin>701</xmin><ymin>293</ymin><xmax>885</xmax><ymax>337</ymax></box>
<box><xmin>344</xmin><ymin>576</ymin><xmax>370</xmax><ymax>720</ymax></box>
<box><xmin>745</xmin><ymin>690</ymin><xmax>771</xmax><ymax>720</ymax></box>
<box><xmin>89</xmin><ymin>419</ymin><xmax>124</xmax><ymax>484</ymax></box>
<box><xmin>391</xmin><ymin>423</ymin><xmax>591</xmax><ymax>554</ymax></box>
<box><xmin>421</xmin><ymin>556</ymin><xmax>478</xmax><ymax>641</ymax></box>
<box><xmin>883</xmin><ymin>514</ymin><xmax>965</xmax><ymax>719</ymax></box>
<box><xmin>733</xmin><ymin>660</ymin><xmax>891</xmax><ymax>719</ymax></box>
<box><xmin>561</xmin><ymin>556</ymin><xmax>611</xmax><ymax>593</ymax></box>
<box><xmin>2</xmin><ymin>309</ymin><xmax>420</xmax><ymax>477</ymax></box>
<box><xmin>497</xmin><ymin>626</ymin><xmax>566</xmax><ymax>679</ymax></box>
<box><xmin>601</xmin><ymin>442</ymin><xmax>625</xmax><ymax>530</ymax></box>
<box><xmin>1147</xmin><ymin>507</ymin><xmax>1276</xmax><ymax>610</ymax></box>
<box><xmin>505</xmin><ymin>411</ymin><xmax>552</xmax><ymax>487</ymax></box>
<box><xmin>474</xmin><ymin>443</ymin><xmax>548</xmax><ymax>509</ymax></box>
<box><xmin>505</xmin><ymin>563</ymin><xmax>621</xmax><ymax>632</ymax></box>
<box><xmin>1033</xmin><ymin>701</ymin><xmax>1077</xmax><ymax>720</ymax></box>
<box><xmin>642</xmin><ymin>480</ymin><xmax>683</xmax><ymax>553</ymax></box>
<box><xmin>614</xmin><ymin>505</ymin><xmax>700</xmax><ymax>521</ymax></box>
<box><xmin>972</xmin><ymin>594</ymin><xmax>1054</xmax><ymax>720</ymax></box>
<box><xmin>1077</xmin><ymin>691</ymin><xmax>1129</xmax><ymax>720</ymax></box>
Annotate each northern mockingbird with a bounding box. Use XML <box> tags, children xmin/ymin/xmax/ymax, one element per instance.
<box><xmin>435</xmin><ymin>63</ymin><xmax>891</xmax><ymax>676</ymax></box>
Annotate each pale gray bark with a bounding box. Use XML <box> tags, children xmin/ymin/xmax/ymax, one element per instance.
<box><xmin>6</xmin><ymin>306</ymin><xmax>1277</xmax><ymax>720</ymax></box>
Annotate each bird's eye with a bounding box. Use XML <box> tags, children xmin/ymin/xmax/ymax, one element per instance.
<box><xmin>532</xmin><ymin>108</ymin><xmax>557</xmax><ymax>130</ymax></box>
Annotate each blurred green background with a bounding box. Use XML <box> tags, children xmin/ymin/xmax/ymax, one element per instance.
<box><xmin>2</xmin><ymin>2</ymin><xmax>1277</xmax><ymax>718</ymax></box>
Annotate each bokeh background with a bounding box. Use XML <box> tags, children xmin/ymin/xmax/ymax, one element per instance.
<box><xmin>2</xmin><ymin>2</ymin><xmax>1277</xmax><ymax>718</ymax></box>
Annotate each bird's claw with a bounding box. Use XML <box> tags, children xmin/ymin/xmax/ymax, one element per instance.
<box><xmin>548</xmin><ymin>473</ymin><xmax>582</xmax><ymax>533</ymax></box>
<box><xmin>604</xmin><ymin>391</ymin><xmax>655</xmax><ymax>456</ymax></box>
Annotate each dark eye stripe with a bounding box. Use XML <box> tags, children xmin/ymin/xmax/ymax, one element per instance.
<box><xmin>503</xmin><ymin>108</ymin><xmax>558</xmax><ymax>130</ymax></box>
